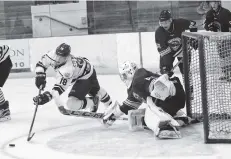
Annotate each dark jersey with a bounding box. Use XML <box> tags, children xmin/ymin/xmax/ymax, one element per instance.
<box><xmin>204</xmin><ymin>7</ymin><xmax>231</xmax><ymax>32</ymax></box>
<box><xmin>120</xmin><ymin>68</ymin><xmax>160</xmax><ymax>115</ymax></box>
<box><xmin>155</xmin><ymin>19</ymin><xmax>195</xmax><ymax>58</ymax></box>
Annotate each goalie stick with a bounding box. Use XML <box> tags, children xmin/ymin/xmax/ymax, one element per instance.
<box><xmin>27</xmin><ymin>86</ymin><xmax>43</xmax><ymax>142</ymax></box>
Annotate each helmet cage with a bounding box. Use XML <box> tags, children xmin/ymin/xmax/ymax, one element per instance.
<box><xmin>119</xmin><ymin>61</ymin><xmax>138</xmax><ymax>87</ymax></box>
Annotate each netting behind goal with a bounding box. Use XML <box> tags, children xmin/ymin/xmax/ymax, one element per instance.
<box><xmin>182</xmin><ymin>32</ymin><xmax>231</xmax><ymax>144</ymax></box>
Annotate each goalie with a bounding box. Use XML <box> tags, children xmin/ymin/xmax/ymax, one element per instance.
<box><xmin>102</xmin><ymin>61</ymin><xmax>190</xmax><ymax>139</ymax></box>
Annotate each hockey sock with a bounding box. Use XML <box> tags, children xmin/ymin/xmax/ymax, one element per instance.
<box><xmin>100</xmin><ymin>93</ymin><xmax>112</xmax><ymax>106</ymax></box>
<box><xmin>0</xmin><ymin>88</ymin><xmax>5</xmax><ymax>106</ymax></box>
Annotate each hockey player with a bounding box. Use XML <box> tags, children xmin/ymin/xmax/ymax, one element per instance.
<box><xmin>204</xmin><ymin>1</ymin><xmax>231</xmax><ymax>32</ymax></box>
<box><xmin>102</xmin><ymin>61</ymin><xmax>189</xmax><ymax>139</ymax></box>
<box><xmin>204</xmin><ymin>1</ymin><xmax>231</xmax><ymax>81</ymax></box>
<box><xmin>0</xmin><ymin>45</ymin><xmax>12</xmax><ymax>122</ymax></box>
<box><xmin>33</xmin><ymin>43</ymin><xmax>112</xmax><ymax>114</ymax></box>
<box><xmin>155</xmin><ymin>10</ymin><xmax>197</xmax><ymax>77</ymax></box>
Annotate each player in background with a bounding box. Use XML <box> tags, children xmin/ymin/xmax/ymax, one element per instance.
<box><xmin>102</xmin><ymin>61</ymin><xmax>191</xmax><ymax>139</ymax></box>
<box><xmin>204</xmin><ymin>1</ymin><xmax>231</xmax><ymax>32</ymax></box>
<box><xmin>155</xmin><ymin>10</ymin><xmax>197</xmax><ymax>78</ymax></box>
<box><xmin>33</xmin><ymin>43</ymin><xmax>112</xmax><ymax>114</ymax></box>
<box><xmin>204</xmin><ymin>1</ymin><xmax>231</xmax><ymax>81</ymax></box>
<box><xmin>0</xmin><ymin>45</ymin><xmax>12</xmax><ymax>122</ymax></box>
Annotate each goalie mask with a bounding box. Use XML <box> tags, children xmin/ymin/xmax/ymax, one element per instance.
<box><xmin>119</xmin><ymin>61</ymin><xmax>138</xmax><ymax>88</ymax></box>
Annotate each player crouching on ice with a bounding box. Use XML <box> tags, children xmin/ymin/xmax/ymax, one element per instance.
<box><xmin>102</xmin><ymin>61</ymin><xmax>192</xmax><ymax>139</ymax></box>
<box><xmin>33</xmin><ymin>43</ymin><xmax>112</xmax><ymax>115</ymax></box>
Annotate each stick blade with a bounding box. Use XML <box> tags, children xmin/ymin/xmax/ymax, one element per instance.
<box><xmin>27</xmin><ymin>133</ymin><xmax>35</xmax><ymax>142</ymax></box>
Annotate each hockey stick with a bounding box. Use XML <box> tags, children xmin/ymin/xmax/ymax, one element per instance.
<box><xmin>171</xmin><ymin>47</ymin><xmax>193</xmax><ymax>72</ymax></box>
<box><xmin>171</xmin><ymin>58</ymin><xmax>183</xmax><ymax>72</ymax></box>
<box><xmin>57</xmin><ymin>106</ymin><xmax>128</xmax><ymax>121</ymax></box>
<box><xmin>27</xmin><ymin>86</ymin><xmax>43</xmax><ymax>142</ymax></box>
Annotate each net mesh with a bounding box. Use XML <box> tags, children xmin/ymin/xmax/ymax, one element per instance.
<box><xmin>183</xmin><ymin>32</ymin><xmax>231</xmax><ymax>142</ymax></box>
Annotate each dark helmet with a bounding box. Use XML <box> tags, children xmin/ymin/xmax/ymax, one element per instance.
<box><xmin>159</xmin><ymin>10</ymin><xmax>172</xmax><ymax>22</ymax></box>
<box><xmin>56</xmin><ymin>43</ymin><xmax>71</xmax><ymax>57</ymax></box>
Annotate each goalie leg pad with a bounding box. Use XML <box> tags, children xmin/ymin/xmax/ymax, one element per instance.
<box><xmin>146</xmin><ymin>97</ymin><xmax>180</xmax><ymax>127</ymax></box>
<box><xmin>144</xmin><ymin>104</ymin><xmax>171</xmax><ymax>136</ymax></box>
<box><xmin>128</xmin><ymin>109</ymin><xmax>145</xmax><ymax>131</ymax></box>
<box><xmin>145</xmin><ymin>97</ymin><xmax>181</xmax><ymax>139</ymax></box>
<box><xmin>157</xmin><ymin>124</ymin><xmax>181</xmax><ymax>139</ymax></box>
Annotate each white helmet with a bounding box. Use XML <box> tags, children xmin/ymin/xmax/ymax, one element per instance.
<box><xmin>119</xmin><ymin>61</ymin><xmax>138</xmax><ymax>88</ymax></box>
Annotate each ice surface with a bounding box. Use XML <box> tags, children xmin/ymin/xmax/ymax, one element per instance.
<box><xmin>0</xmin><ymin>75</ymin><xmax>230</xmax><ymax>159</ymax></box>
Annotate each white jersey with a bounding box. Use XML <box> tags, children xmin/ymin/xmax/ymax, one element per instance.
<box><xmin>35</xmin><ymin>50</ymin><xmax>94</xmax><ymax>95</ymax></box>
<box><xmin>0</xmin><ymin>45</ymin><xmax>10</xmax><ymax>63</ymax></box>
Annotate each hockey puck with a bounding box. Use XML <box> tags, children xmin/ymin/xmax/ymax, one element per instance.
<box><xmin>9</xmin><ymin>144</ymin><xmax>15</xmax><ymax>147</ymax></box>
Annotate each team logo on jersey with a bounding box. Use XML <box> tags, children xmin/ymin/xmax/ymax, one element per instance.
<box><xmin>64</xmin><ymin>72</ymin><xmax>71</xmax><ymax>78</ymax></box>
<box><xmin>168</xmin><ymin>37</ymin><xmax>181</xmax><ymax>51</ymax></box>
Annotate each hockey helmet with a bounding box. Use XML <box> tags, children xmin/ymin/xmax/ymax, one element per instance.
<box><xmin>207</xmin><ymin>0</ymin><xmax>221</xmax><ymax>11</ymax></box>
<box><xmin>159</xmin><ymin>10</ymin><xmax>172</xmax><ymax>22</ymax></box>
<box><xmin>56</xmin><ymin>43</ymin><xmax>71</xmax><ymax>57</ymax></box>
<box><xmin>54</xmin><ymin>43</ymin><xmax>71</xmax><ymax>66</ymax></box>
<box><xmin>119</xmin><ymin>61</ymin><xmax>138</xmax><ymax>88</ymax></box>
<box><xmin>206</xmin><ymin>0</ymin><xmax>221</xmax><ymax>4</ymax></box>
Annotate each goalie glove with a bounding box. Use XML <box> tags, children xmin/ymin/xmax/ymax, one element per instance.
<box><xmin>102</xmin><ymin>101</ymin><xmax>124</xmax><ymax>127</ymax></box>
<box><xmin>150</xmin><ymin>74</ymin><xmax>176</xmax><ymax>101</ymax></box>
<box><xmin>33</xmin><ymin>91</ymin><xmax>52</xmax><ymax>105</ymax></box>
<box><xmin>35</xmin><ymin>72</ymin><xmax>46</xmax><ymax>90</ymax></box>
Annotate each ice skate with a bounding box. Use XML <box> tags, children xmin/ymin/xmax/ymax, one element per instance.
<box><xmin>0</xmin><ymin>101</ymin><xmax>11</xmax><ymax>122</ymax></box>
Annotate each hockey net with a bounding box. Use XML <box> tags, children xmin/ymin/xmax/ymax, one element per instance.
<box><xmin>182</xmin><ymin>32</ymin><xmax>231</xmax><ymax>143</ymax></box>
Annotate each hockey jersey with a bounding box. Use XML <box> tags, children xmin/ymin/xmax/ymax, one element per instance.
<box><xmin>0</xmin><ymin>45</ymin><xmax>10</xmax><ymax>63</ymax></box>
<box><xmin>35</xmin><ymin>50</ymin><xmax>93</xmax><ymax>95</ymax></box>
<box><xmin>120</xmin><ymin>68</ymin><xmax>160</xmax><ymax>115</ymax></box>
<box><xmin>155</xmin><ymin>19</ymin><xmax>195</xmax><ymax>58</ymax></box>
<box><xmin>204</xmin><ymin>7</ymin><xmax>231</xmax><ymax>32</ymax></box>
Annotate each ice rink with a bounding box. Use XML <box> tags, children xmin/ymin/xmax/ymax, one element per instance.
<box><xmin>0</xmin><ymin>75</ymin><xmax>230</xmax><ymax>159</ymax></box>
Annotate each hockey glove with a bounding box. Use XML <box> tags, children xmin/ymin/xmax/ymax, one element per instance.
<box><xmin>208</xmin><ymin>22</ymin><xmax>220</xmax><ymax>32</ymax></box>
<box><xmin>35</xmin><ymin>72</ymin><xmax>46</xmax><ymax>90</ymax></box>
<box><xmin>102</xmin><ymin>101</ymin><xmax>123</xmax><ymax>127</ymax></box>
<box><xmin>33</xmin><ymin>91</ymin><xmax>52</xmax><ymax>105</ymax></box>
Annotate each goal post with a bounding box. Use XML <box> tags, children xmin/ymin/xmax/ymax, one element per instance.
<box><xmin>182</xmin><ymin>32</ymin><xmax>231</xmax><ymax>144</ymax></box>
